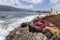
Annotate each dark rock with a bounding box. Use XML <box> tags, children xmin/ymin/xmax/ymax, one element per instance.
<box><xmin>43</xmin><ymin>30</ymin><xmax>53</xmax><ymax>39</ymax></box>
<box><xmin>52</xmin><ymin>35</ymin><xmax>60</xmax><ymax>40</ymax></box>
<box><xmin>21</xmin><ymin>22</ymin><xmax>28</xmax><ymax>28</ymax></box>
<box><xmin>29</xmin><ymin>25</ymin><xmax>42</xmax><ymax>33</ymax></box>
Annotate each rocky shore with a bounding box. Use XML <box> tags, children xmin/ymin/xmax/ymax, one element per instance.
<box><xmin>6</xmin><ymin>14</ymin><xmax>60</xmax><ymax>40</ymax></box>
<box><xmin>6</xmin><ymin>27</ymin><xmax>48</xmax><ymax>40</ymax></box>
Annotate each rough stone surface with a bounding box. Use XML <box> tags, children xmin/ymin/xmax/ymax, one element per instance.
<box><xmin>6</xmin><ymin>27</ymin><xmax>48</xmax><ymax>40</ymax></box>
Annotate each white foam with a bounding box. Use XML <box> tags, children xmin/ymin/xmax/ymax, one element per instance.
<box><xmin>39</xmin><ymin>15</ymin><xmax>47</xmax><ymax>18</ymax></box>
<box><xmin>0</xmin><ymin>36</ymin><xmax>5</xmax><ymax>40</ymax></box>
<box><xmin>0</xmin><ymin>20</ymin><xmax>5</xmax><ymax>23</ymax></box>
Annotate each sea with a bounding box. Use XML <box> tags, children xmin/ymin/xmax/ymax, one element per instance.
<box><xmin>0</xmin><ymin>11</ymin><xmax>48</xmax><ymax>40</ymax></box>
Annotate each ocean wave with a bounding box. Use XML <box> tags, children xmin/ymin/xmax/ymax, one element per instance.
<box><xmin>0</xmin><ymin>15</ymin><xmax>39</xmax><ymax>40</ymax></box>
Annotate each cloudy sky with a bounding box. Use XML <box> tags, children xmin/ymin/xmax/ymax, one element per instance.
<box><xmin>0</xmin><ymin>0</ymin><xmax>60</xmax><ymax>11</ymax></box>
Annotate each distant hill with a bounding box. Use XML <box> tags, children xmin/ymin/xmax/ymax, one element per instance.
<box><xmin>0</xmin><ymin>5</ymin><xmax>31</xmax><ymax>11</ymax></box>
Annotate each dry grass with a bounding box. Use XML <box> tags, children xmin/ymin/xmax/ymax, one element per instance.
<box><xmin>43</xmin><ymin>14</ymin><xmax>60</xmax><ymax>30</ymax></box>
